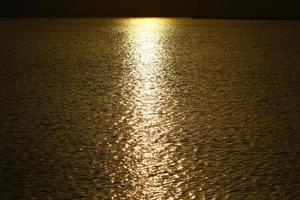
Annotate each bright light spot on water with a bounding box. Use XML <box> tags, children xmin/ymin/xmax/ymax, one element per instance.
<box><xmin>114</xmin><ymin>18</ymin><xmax>181</xmax><ymax>199</ymax></box>
<box><xmin>129</xmin><ymin>18</ymin><xmax>165</xmax><ymax>66</ymax></box>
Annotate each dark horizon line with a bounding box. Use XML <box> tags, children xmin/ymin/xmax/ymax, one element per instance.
<box><xmin>1</xmin><ymin>15</ymin><xmax>300</xmax><ymax>20</ymax></box>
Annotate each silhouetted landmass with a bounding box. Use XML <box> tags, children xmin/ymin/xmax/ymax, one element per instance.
<box><xmin>1</xmin><ymin>0</ymin><xmax>300</xmax><ymax>19</ymax></box>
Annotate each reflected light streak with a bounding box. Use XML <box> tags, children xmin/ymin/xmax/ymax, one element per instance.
<box><xmin>130</xmin><ymin>18</ymin><xmax>164</xmax><ymax>65</ymax></box>
<box><xmin>127</xmin><ymin>18</ymin><xmax>170</xmax><ymax>198</ymax></box>
<box><xmin>113</xmin><ymin>18</ymin><xmax>183</xmax><ymax>199</ymax></box>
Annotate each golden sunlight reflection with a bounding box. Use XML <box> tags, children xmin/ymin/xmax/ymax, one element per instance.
<box><xmin>110</xmin><ymin>18</ymin><xmax>189</xmax><ymax>199</ymax></box>
<box><xmin>130</xmin><ymin>19</ymin><xmax>164</xmax><ymax>65</ymax></box>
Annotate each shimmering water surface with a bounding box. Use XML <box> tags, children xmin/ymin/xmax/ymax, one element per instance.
<box><xmin>1</xmin><ymin>18</ymin><xmax>300</xmax><ymax>199</ymax></box>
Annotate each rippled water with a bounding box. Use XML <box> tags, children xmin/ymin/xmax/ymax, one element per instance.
<box><xmin>1</xmin><ymin>18</ymin><xmax>300</xmax><ymax>199</ymax></box>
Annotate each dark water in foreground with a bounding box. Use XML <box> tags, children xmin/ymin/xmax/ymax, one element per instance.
<box><xmin>0</xmin><ymin>18</ymin><xmax>300</xmax><ymax>199</ymax></box>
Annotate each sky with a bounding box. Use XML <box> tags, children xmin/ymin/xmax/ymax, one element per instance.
<box><xmin>1</xmin><ymin>0</ymin><xmax>300</xmax><ymax>18</ymax></box>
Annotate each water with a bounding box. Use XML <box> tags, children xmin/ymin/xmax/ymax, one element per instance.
<box><xmin>0</xmin><ymin>18</ymin><xmax>300</xmax><ymax>199</ymax></box>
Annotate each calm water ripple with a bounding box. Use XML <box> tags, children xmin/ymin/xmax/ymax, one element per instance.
<box><xmin>0</xmin><ymin>18</ymin><xmax>300</xmax><ymax>199</ymax></box>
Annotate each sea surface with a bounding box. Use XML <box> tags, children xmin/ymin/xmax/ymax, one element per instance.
<box><xmin>0</xmin><ymin>18</ymin><xmax>300</xmax><ymax>199</ymax></box>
